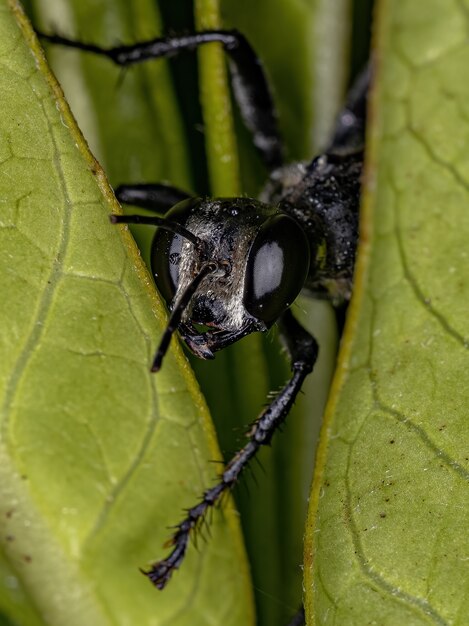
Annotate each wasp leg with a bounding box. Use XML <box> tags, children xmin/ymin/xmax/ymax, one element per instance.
<box><xmin>38</xmin><ymin>29</ymin><xmax>283</xmax><ymax>170</ymax></box>
<box><xmin>114</xmin><ymin>183</ymin><xmax>191</xmax><ymax>213</ymax></box>
<box><xmin>144</xmin><ymin>309</ymin><xmax>318</xmax><ymax>589</ymax></box>
<box><xmin>327</xmin><ymin>63</ymin><xmax>371</xmax><ymax>155</ymax></box>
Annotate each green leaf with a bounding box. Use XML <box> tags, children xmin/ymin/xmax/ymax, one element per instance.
<box><xmin>0</xmin><ymin>2</ymin><xmax>253</xmax><ymax>625</ymax></box>
<box><xmin>306</xmin><ymin>0</ymin><xmax>469</xmax><ymax>623</ymax></box>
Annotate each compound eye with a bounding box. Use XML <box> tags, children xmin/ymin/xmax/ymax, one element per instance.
<box><xmin>151</xmin><ymin>198</ymin><xmax>201</xmax><ymax>304</ymax></box>
<box><xmin>244</xmin><ymin>214</ymin><xmax>310</xmax><ymax>325</ymax></box>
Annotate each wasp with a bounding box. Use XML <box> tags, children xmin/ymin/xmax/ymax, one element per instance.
<box><xmin>39</xmin><ymin>27</ymin><xmax>368</xmax><ymax>599</ymax></box>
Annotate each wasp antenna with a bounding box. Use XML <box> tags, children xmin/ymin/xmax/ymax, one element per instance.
<box><xmin>110</xmin><ymin>213</ymin><xmax>206</xmax><ymax>252</ymax></box>
<box><xmin>151</xmin><ymin>261</ymin><xmax>219</xmax><ymax>372</ymax></box>
<box><xmin>37</xmin><ymin>31</ymin><xmax>107</xmax><ymax>55</ymax></box>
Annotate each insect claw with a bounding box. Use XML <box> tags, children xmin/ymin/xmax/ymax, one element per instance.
<box><xmin>144</xmin><ymin>533</ymin><xmax>190</xmax><ymax>589</ymax></box>
<box><xmin>142</xmin><ymin>564</ymin><xmax>171</xmax><ymax>590</ymax></box>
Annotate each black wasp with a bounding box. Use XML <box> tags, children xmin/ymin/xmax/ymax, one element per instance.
<box><xmin>39</xmin><ymin>28</ymin><xmax>368</xmax><ymax>591</ymax></box>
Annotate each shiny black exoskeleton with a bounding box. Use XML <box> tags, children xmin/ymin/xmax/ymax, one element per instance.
<box><xmin>39</xmin><ymin>27</ymin><xmax>368</xmax><ymax>604</ymax></box>
<box><xmin>152</xmin><ymin>197</ymin><xmax>310</xmax><ymax>358</ymax></box>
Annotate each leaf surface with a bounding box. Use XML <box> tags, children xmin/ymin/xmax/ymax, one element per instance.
<box><xmin>306</xmin><ymin>0</ymin><xmax>469</xmax><ymax>623</ymax></box>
